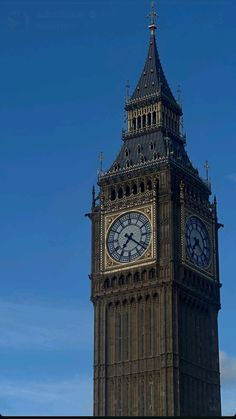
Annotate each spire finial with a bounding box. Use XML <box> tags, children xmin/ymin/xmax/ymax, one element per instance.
<box><xmin>204</xmin><ymin>160</ymin><xmax>210</xmax><ymax>181</ymax></box>
<box><xmin>125</xmin><ymin>80</ymin><xmax>130</xmax><ymax>101</ymax></box>
<box><xmin>177</xmin><ymin>84</ymin><xmax>182</xmax><ymax>106</ymax></box>
<box><xmin>99</xmin><ymin>152</ymin><xmax>104</xmax><ymax>173</ymax></box>
<box><xmin>122</xmin><ymin>80</ymin><xmax>129</xmax><ymax>135</ymax></box>
<box><xmin>148</xmin><ymin>1</ymin><xmax>158</xmax><ymax>35</ymax></box>
<box><xmin>92</xmin><ymin>185</ymin><xmax>96</xmax><ymax>208</ymax></box>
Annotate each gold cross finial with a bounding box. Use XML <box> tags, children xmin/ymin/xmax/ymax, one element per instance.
<box><xmin>149</xmin><ymin>1</ymin><xmax>158</xmax><ymax>33</ymax></box>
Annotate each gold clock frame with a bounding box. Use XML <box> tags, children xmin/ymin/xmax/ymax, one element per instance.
<box><xmin>183</xmin><ymin>212</ymin><xmax>214</xmax><ymax>276</ymax></box>
<box><xmin>103</xmin><ymin>204</ymin><xmax>156</xmax><ymax>274</ymax></box>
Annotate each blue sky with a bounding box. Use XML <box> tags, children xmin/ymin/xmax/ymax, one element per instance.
<box><xmin>0</xmin><ymin>0</ymin><xmax>235</xmax><ymax>415</ymax></box>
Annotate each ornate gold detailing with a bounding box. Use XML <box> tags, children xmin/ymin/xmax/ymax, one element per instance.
<box><xmin>103</xmin><ymin>205</ymin><xmax>156</xmax><ymax>273</ymax></box>
<box><xmin>184</xmin><ymin>211</ymin><xmax>214</xmax><ymax>277</ymax></box>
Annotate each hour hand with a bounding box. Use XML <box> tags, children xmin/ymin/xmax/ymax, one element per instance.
<box><xmin>123</xmin><ymin>232</ymin><xmax>133</xmax><ymax>248</ymax></box>
<box><xmin>193</xmin><ymin>237</ymin><xmax>200</xmax><ymax>250</ymax></box>
<box><xmin>193</xmin><ymin>237</ymin><xmax>203</xmax><ymax>253</ymax></box>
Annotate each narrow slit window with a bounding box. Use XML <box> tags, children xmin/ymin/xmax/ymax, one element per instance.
<box><xmin>142</xmin><ymin>114</ymin><xmax>146</xmax><ymax>128</ymax></box>
<box><xmin>111</xmin><ymin>189</ymin><xmax>116</xmax><ymax>201</ymax></box>
<box><xmin>153</xmin><ymin>112</ymin><xmax>156</xmax><ymax>125</ymax></box>
<box><xmin>132</xmin><ymin>184</ymin><xmax>138</xmax><ymax>195</ymax></box>
<box><xmin>138</xmin><ymin>116</ymin><xmax>141</xmax><ymax>129</ymax></box>
<box><xmin>118</xmin><ymin>188</ymin><xmax>123</xmax><ymax>199</ymax></box>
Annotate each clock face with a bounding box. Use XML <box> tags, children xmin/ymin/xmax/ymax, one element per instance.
<box><xmin>186</xmin><ymin>216</ymin><xmax>211</xmax><ymax>268</ymax></box>
<box><xmin>107</xmin><ymin>212</ymin><xmax>152</xmax><ymax>263</ymax></box>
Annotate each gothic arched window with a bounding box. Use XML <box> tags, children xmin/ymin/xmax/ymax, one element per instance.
<box><xmin>137</xmin><ymin>116</ymin><xmax>141</xmax><ymax>129</ymax></box>
<box><xmin>111</xmin><ymin>276</ymin><xmax>117</xmax><ymax>287</ymax></box>
<box><xmin>125</xmin><ymin>185</ymin><xmax>131</xmax><ymax>197</ymax></box>
<box><xmin>142</xmin><ymin>114</ymin><xmax>146</xmax><ymax>128</ymax></box>
<box><xmin>119</xmin><ymin>275</ymin><xmax>125</xmax><ymax>285</ymax></box>
<box><xmin>141</xmin><ymin>270</ymin><xmax>147</xmax><ymax>281</ymax></box>
<box><xmin>111</xmin><ymin>189</ymin><xmax>116</xmax><ymax>201</ymax></box>
<box><xmin>153</xmin><ymin>111</ymin><xmax>156</xmax><ymax>125</ymax></box>
<box><xmin>140</xmin><ymin>181</ymin><xmax>145</xmax><ymax>193</ymax></box>
<box><xmin>104</xmin><ymin>278</ymin><xmax>110</xmax><ymax>289</ymax></box>
<box><xmin>126</xmin><ymin>273</ymin><xmax>132</xmax><ymax>284</ymax></box>
<box><xmin>118</xmin><ymin>188</ymin><xmax>123</xmax><ymax>199</ymax></box>
<box><xmin>147</xmin><ymin>180</ymin><xmax>153</xmax><ymax>191</ymax></box>
<box><xmin>132</xmin><ymin>184</ymin><xmax>138</xmax><ymax>195</ymax></box>
<box><xmin>134</xmin><ymin>272</ymin><xmax>140</xmax><ymax>282</ymax></box>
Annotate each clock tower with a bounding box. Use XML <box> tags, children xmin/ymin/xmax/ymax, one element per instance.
<box><xmin>89</xmin><ymin>4</ymin><xmax>221</xmax><ymax>416</ymax></box>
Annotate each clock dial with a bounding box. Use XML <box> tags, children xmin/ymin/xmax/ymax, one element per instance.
<box><xmin>186</xmin><ymin>216</ymin><xmax>211</xmax><ymax>268</ymax></box>
<box><xmin>107</xmin><ymin>212</ymin><xmax>152</xmax><ymax>263</ymax></box>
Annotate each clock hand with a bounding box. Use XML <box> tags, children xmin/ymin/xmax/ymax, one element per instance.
<box><xmin>196</xmin><ymin>242</ymin><xmax>203</xmax><ymax>253</ymax></box>
<box><xmin>193</xmin><ymin>237</ymin><xmax>200</xmax><ymax>250</ymax></box>
<box><xmin>129</xmin><ymin>236</ymin><xmax>147</xmax><ymax>250</ymax></box>
<box><xmin>193</xmin><ymin>237</ymin><xmax>204</xmax><ymax>253</ymax></box>
<box><xmin>123</xmin><ymin>232</ymin><xmax>133</xmax><ymax>248</ymax></box>
<box><xmin>125</xmin><ymin>233</ymin><xmax>133</xmax><ymax>239</ymax></box>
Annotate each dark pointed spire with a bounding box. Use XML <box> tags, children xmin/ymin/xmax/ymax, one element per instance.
<box><xmin>129</xmin><ymin>2</ymin><xmax>178</xmax><ymax>108</ymax></box>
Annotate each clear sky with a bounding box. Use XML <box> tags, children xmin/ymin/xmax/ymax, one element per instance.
<box><xmin>0</xmin><ymin>0</ymin><xmax>235</xmax><ymax>415</ymax></box>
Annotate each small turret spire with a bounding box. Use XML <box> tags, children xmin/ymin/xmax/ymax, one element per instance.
<box><xmin>204</xmin><ymin>160</ymin><xmax>210</xmax><ymax>182</ymax></box>
<box><xmin>125</xmin><ymin>80</ymin><xmax>130</xmax><ymax>101</ymax></box>
<box><xmin>99</xmin><ymin>152</ymin><xmax>104</xmax><ymax>173</ymax></box>
<box><xmin>149</xmin><ymin>1</ymin><xmax>158</xmax><ymax>35</ymax></box>
<box><xmin>177</xmin><ymin>84</ymin><xmax>182</xmax><ymax>106</ymax></box>
<box><xmin>92</xmin><ymin>185</ymin><xmax>96</xmax><ymax>209</ymax></box>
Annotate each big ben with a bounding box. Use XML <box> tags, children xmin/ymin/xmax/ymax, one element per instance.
<box><xmin>88</xmin><ymin>3</ymin><xmax>221</xmax><ymax>416</ymax></box>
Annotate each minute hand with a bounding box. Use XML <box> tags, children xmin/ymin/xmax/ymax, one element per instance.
<box><xmin>130</xmin><ymin>237</ymin><xmax>147</xmax><ymax>249</ymax></box>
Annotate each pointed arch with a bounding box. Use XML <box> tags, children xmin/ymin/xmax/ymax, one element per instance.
<box><xmin>137</xmin><ymin>116</ymin><xmax>141</xmax><ymax>129</ymax></box>
<box><xmin>149</xmin><ymin>268</ymin><xmax>155</xmax><ymax>280</ymax></box>
<box><xmin>134</xmin><ymin>271</ymin><xmax>140</xmax><ymax>282</ymax></box>
<box><xmin>153</xmin><ymin>111</ymin><xmax>157</xmax><ymax>125</ymax></box>
<box><xmin>140</xmin><ymin>181</ymin><xmax>145</xmax><ymax>193</ymax></box>
<box><xmin>125</xmin><ymin>185</ymin><xmax>131</xmax><ymax>197</ymax></box>
<box><xmin>118</xmin><ymin>187</ymin><xmax>123</xmax><ymax>199</ymax></box>
<box><xmin>142</xmin><ymin>114</ymin><xmax>146</xmax><ymax>128</ymax></box>
<box><xmin>111</xmin><ymin>189</ymin><xmax>116</xmax><ymax>201</ymax></box>
<box><xmin>132</xmin><ymin>183</ymin><xmax>138</xmax><ymax>195</ymax></box>
<box><xmin>147</xmin><ymin>179</ymin><xmax>153</xmax><ymax>191</ymax></box>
